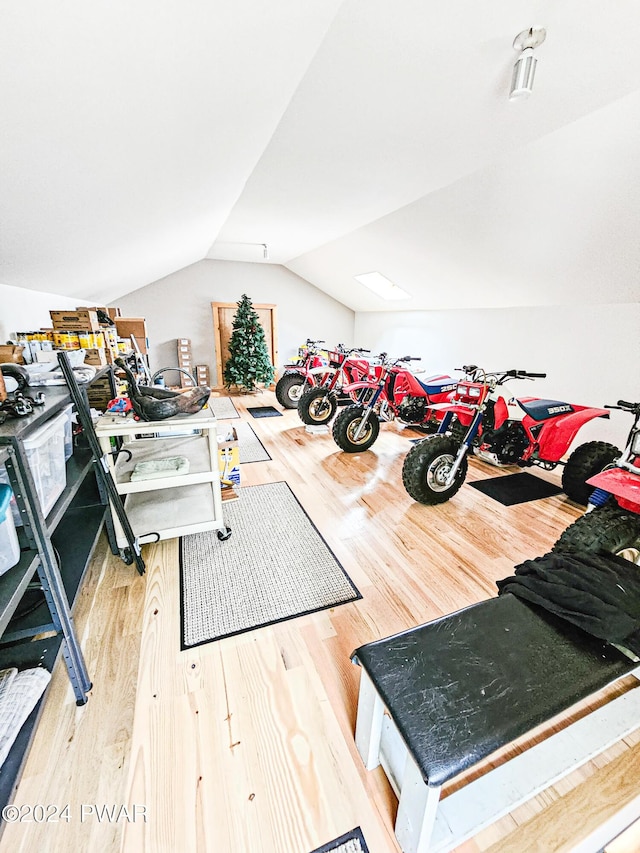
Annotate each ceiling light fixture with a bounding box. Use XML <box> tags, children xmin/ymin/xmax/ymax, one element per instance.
<box><xmin>509</xmin><ymin>26</ymin><xmax>546</xmax><ymax>100</ymax></box>
<box><xmin>354</xmin><ymin>271</ymin><xmax>411</xmax><ymax>301</ymax></box>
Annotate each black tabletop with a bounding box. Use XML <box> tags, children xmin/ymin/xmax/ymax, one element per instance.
<box><xmin>352</xmin><ymin>594</ymin><xmax>635</xmax><ymax>786</ymax></box>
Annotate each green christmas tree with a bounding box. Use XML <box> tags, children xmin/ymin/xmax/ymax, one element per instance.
<box><xmin>223</xmin><ymin>294</ymin><xmax>275</xmax><ymax>391</ymax></box>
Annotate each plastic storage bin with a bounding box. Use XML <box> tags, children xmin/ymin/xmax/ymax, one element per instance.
<box><xmin>0</xmin><ymin>467</ymin><xmax>21</xmax><ymax>527</ymax></box>
<box><xmin>61</xmin><ymin>403</ymin><xmax>74</xmax><ymax>461</ymax></box>
<box><xmin>0</xmin><ymin>484</ymin><xmax>20</xmax><ymax>574</ymax></box>
<box><xmin>22</xmin><ymin>410</ymin><xmax>67</xmax><ymax>517</ymax></box>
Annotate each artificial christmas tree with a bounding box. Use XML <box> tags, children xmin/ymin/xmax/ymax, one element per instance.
<box><xmin>223</xmin><ymin>294</ymin><xmax>275</xmax><ymax>391</ymax></box>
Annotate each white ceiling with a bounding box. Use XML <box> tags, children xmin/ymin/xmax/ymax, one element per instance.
<box><xmin>2</xmin><ymin>1</ymin><xmax>640</xmax><ymax>311</ymax></box>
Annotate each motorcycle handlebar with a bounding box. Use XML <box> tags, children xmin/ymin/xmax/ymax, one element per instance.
<box><xmin>608</xmin><ymin>400</ymin><xmax>640</xmax><ymax>412</ymax></box>
<box><xmin>504</xmin><ymin>370</ymin><xmax>546</xmax><ymax>379</ymax></box>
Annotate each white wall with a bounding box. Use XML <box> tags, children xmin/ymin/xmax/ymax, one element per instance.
<box><xmin>354</xmin><ymin>303</ymin><xmax>640</xmax><ymax>451</ymax></box>
<box><xmin>0</xmin><ymin>284</ymin><xmax>89</xmax><ymax>343</ymax></box>
<box><xmin>114</xmin><ymin>259</ymin><xmax>355</xmax><ymax>385</ymax></box>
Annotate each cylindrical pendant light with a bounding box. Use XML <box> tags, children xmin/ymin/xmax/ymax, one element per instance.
<box><xmin>509</xmin><ymin>27</ymin><xmax>546</xmax><ymax>101</ymax></box>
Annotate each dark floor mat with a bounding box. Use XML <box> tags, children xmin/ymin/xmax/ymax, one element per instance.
<box><xmin>469</xmin><ymin>472</ymin><xmax>562</xmax><ymax>505</ymax></box>
<box><xmin>246</xmin><ymin>406</ymin><xmax>283</xmax><ymax>418</ymax></box>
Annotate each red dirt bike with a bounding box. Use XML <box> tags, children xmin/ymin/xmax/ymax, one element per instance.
<box><xmin>402</xmin><ymin>365</ymin><xmax>617</xmax><ymax>505</ymax></box>
<box><xmin>554</xmin><ymin>399</ymin><xmax>640</xmax><ymax>564</ymax></box>
<box><xmin>275</xmin><ymin>339</ymin><xmax>332</xmax><ymax>408</ymax></box>
<box><xmin>297</xmin><ymin>346</ymin><xmax>377</xmax><ymax>426</ymax></box>
<box><xmin>331</xmin><ymin>354</ymin><xmax>457</xmax><ymax>452</ymax></box>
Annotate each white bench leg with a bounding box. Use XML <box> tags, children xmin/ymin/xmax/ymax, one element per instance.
<box><xmin>396</xmin><ymin>753</ymin><xmax>442</xmax><ymax>853</ymax></box>
<box><xmin>355</xmin><ymin>669</ymin><xmax>384</xmax><ymax>770</ymax></box>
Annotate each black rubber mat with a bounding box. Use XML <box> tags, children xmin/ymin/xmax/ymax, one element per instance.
<box><xmin>469</xmin><ymin>472</ymin><xmax>562</xmax><ymax>505</ymax></box>
<box><xmin>246</xmin><ymin>406</ymin><xmax>283</xmax><ymax>418</ymax></box>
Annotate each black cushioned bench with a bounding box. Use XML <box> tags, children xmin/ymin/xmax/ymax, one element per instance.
<box><xmin>351</xmin><ymin>593</ymin><xmax>640</xmax><ymax>853</ymax></box>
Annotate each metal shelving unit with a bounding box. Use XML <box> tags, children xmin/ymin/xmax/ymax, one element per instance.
<box><xmin>0</xmin><ymin>371</ymin><xmax>116</xmax><ymax>817</ymax></box>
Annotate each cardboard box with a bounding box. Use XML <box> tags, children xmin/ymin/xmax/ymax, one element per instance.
<box><xmin>83</xmin><ymin>348</ymin><xmax>108</xmax><ymax>366</ymax></box>
<box><xmin>217</xmin><ymin>427</ymin><xmax>240</xmax><ymax>491</ymax></box>
<box><xmin>114</xmin><ymin>318</ymin><xmax>148</xmax><ymax>354</ymax></box>
<box><xmin>50</xmin><ymin>309</ymin><xmax>100</xmax><ymax>331</ymax></box>
<box><xmin>0</xmin><ymin>345</ymin><xmax>25</xmax><ymax>364</ymax></box>
<box><xmin>195</xmin><ymin>365</ymin><xmax>210</xmax><ymax>386</ymax></box>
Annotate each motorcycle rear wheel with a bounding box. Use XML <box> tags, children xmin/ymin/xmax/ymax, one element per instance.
<box><xmin>332</xmin><ymin>405</ymin><xmax>380</xmax><ymax>452</ymax></box>
<box><xmin>402</xmin><ymin>435</ymin><xmax>468</xmax><ymax>505</ymax></box>
<box><xmin>561</xmin><ymin>441</ymin><xmax>621</xmax><ymax>505</ymax></box>
<box><xmin>553</xmin><ymin>503</ymin><xmax>640</xmax><ymax>564</ymax></box>
<box><xmin>275</xmin><ymin>373</ymin><xmax>308</xmax><ymax>408</ymax></box>
<box><xmin>298</xmin><ymin>387</ymin><xmax>338</xmax><ymax>425</ymax></box>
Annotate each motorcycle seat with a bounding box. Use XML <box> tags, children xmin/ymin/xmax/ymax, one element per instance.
<box><xmin>416</xmin><ymin>374</ymin><xmax>457</xmax><ymax>396</ymax></box>
<box><xmin>517</xmin><ymin>398</ymin><xmax>575</xmax><ymax>421</ymax></box>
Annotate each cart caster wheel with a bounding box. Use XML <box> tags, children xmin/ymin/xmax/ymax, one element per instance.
<box><xmin>121</xmin><ymin>548</ymin><xmax>134</xmax><ymax>565</ymax></box>
<box><xmin>217</xmin><ymin>526</ymin><xmax>232</xmax><ymax>541</ymax></box>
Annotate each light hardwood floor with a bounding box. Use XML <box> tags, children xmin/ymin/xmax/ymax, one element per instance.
<box><xmin>1</xmin><ymin>390</ymin><xmax>638</xmax><ymax>853</ymax></box>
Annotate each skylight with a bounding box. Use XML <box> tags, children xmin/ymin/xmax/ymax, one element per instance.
<box><xmin>354</xmin><ymin>271</ymin><xmax>411</xmax><ymax>301</ymax></box>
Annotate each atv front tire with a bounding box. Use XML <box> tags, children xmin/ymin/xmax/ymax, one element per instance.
<box><xmin>553</xmin><ymin>504</ymin><xmax>640</xmax><ymax>564</ymax></box>
<box><xmin>275</xmin><ymin>374</ymin><xmax>307</xmax><ymax>408</ymax></box>
<box><xmin>562</xmin><ymin>441</ymin><xmax>621</xmax><ymax>505</ymax></box>
<box><xmin>402</xmin><ymin>435</ymin><xmax>468</xmax><ymax>505</ymax></box>
<box><xmin>332</xmin><ymin>405</ymin><xmax>380</xmax><ymax>452</ymax></box>
<box><xmin>298</xmin><ymin>387</ymin><xmax>338</xmax><ymax>425</ymax></box>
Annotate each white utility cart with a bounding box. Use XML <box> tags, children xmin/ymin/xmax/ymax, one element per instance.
<box><xmin>95</xmin><ymin>407</ymin><xmax>230</xmax><ymax>548</ymax></box>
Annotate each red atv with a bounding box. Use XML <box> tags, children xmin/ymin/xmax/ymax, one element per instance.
<box><xmin>402</xmin><ymin>366</ymin><xmax>617</xmax><ymax>505</ymax></box>
<box><xmin>297</xmin><ymin>346</ymin><xmax>377</xmax><ymax>426</ymax></box>
<box><xmin>275</xmin><ymin>339</ymin><xmax>331</xmax><ymax>408</ymax></box>
<box><xmin>554</xmin><ymin>399</ymin><xmax>640</xmax><ymax>564</ymax></box>
<box><xmin>331</xmin><ymin>354</ymin><xmax>457</xmax><ymax>452</ymax></box>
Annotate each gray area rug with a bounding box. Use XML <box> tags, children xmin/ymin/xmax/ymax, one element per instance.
<box><xmin>180</xmin><ymin>482</ymin><xmax>361</xmax><ymax>647</ymax></box>
<box><xmin>235</xmin><ymin>420</ymin><xmax>271</xmax><ymax>463</ymax></box>
<box><xmin>310</xmin><ymin>827</ymin><xmax>370</xmax><ymax>853</ymax></box>
<box><xmin>209</xmin><ymin>396</ymin><xmax>240</xmax><ymax>419</ymax></box>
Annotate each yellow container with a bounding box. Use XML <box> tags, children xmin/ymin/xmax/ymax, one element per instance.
<box><xmin>53</xmin><ymin>331</ymin><xmax>80</xmax><ymax>349</ymax></box>
<box><xmin>94</xmin><ymin>331</ymin><xmax>105</xmax><ymax>348</ymax></box>
<box><xmin>78</xmin><ymin>331</ymin><xmax>94</xmax><ymax>348</ymax></box>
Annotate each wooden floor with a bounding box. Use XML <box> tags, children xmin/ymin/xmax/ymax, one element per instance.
<box><xmin>2</xmin><ymin>390</ymin><xmax>639</xmax><ymax>853</ymax></box>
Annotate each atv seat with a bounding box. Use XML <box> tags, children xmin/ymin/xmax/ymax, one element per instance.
<box><xmin>352</xmin><ymin>593</ymin><xmax>640</xmax><ymax>852</ymax></box>
<box><xmin>517</xmin><ymin>397</ymin><xmax>574</xmax><ymax>421</ymax></box>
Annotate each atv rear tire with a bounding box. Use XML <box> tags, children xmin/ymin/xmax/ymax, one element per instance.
<box><xmin>562</xmin><ymin>441</ymin><xmax>621</xmax><ymax>505</ymax></box>
<box><xmin>275</xmin><ymin>373</ymin><xmax>307</xmax><ymax>408</ymax></box>
<box><xmin>298</xmin><ymin>387</ymin><xmax>338</xmax><ymax>425</ymax></box>
<box><xmin>553</xmin><ymin>504</ymin><xmax>640</xmax><ymax>564</ymax></box>
<box><xmin>402</xmin><ymin>435</ymin><xmax>468</xmax><ymax>505</ymax></box>
<box><xmin>332</xmin><ymin>405</ymin><xmax>380</xmax><ymax>452</ymax></box>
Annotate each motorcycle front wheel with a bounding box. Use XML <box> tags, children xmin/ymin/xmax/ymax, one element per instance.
<box><xmin>332</xmin><ymin>405</ymin><xmax>380</xmax><ymax>452</ymax></box>
<box><xmin>298</xmin><ymin>387</ymin><xmax>338</xmax><ymax>425</ymax></box>
<box><xmin>402</xmin><ymin>435</ymin><xmax>468</xmax><ymax>505</ymax></box>
<box><xmin>275</xmin><ymin>373</ymin><xmax>308</xmax><ymax>408</ymax></box>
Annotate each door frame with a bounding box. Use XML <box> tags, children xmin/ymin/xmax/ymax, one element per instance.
<box><xmin>211</xmin><ymin>302</ymin><xmax>279</xmax><ymax>389</ymax></box>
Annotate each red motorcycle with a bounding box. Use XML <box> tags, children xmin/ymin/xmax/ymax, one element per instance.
<box><xmin>275</xmin><ymin>339</ymin><xmax>331</xmax><ymax>408</ymax></box>
<box><xmin>402</xmin><ymin>366</ymin><xmax>617</xmax><ymax>505</ymax></box>
<box><xmin>331</xmin><ymin>354</ymin><xmax>457</xmax><ymax>452</ymax></box>
<box><xmin>297</xmin><ymin>346</ymin><xmax>377</xmax><ymax>426</ymax></box>
<box><xmin>554</xmin><ymin>399</ymin><xmax>640</xmax><ymax>563</ymax></box>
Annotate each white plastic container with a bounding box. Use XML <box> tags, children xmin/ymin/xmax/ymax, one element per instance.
<box><xmin>0</xmin><ymin>467</ymin><xmax>21</xmax><ymax>527</ymax></box>
<box><xmin>22</xmin><ymin>410</ymin><xmax>67</xmax><ymax>517</ymax></box>
<box><xmin>61</xmin><ymin>403</ymin><xmax>74</xmax><ymax>461</ymax></box>
<box><xmin>0</xmin><ymin>484</ymin><xmax>20</xmax><ymax>574</ymax></box>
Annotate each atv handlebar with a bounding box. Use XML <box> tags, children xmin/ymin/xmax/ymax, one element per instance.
<box><xmin>606</xmin><ymin>400</ymin><xmax>640</xmax><ymax>413</ymax></box>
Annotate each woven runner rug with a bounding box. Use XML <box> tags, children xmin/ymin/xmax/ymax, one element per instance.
<box><xmin>209</xmin><ymin>396</ymin><xmax>240</xmax><ymax>420</ymax></box>
<box><xmin>235</xmin><ymin>420</ymin><xmax>271</xmax><ymax>463</ymax></box>
<box><xmin>310</xmin><ymin>827</ymin><xmax>370</xmax><ymax>853</ymax></box>
<box><xmin>180</xmin><ymin>482</ymin><xmax>360</xmax><ymax>647</ymax></box>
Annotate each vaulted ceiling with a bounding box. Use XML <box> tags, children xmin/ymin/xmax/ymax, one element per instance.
<box><xmin>2</xmin><ymin>1</ymin><xmax>639</xmax><ymax>311</ymax></box>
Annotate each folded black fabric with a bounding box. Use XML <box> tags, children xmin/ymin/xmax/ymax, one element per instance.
<box><xmin>497</xmin><ymin>550</ymin><xmax>640</xmax><ymax>654</ymax></box>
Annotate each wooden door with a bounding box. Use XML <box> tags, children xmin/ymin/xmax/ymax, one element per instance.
<box><xmin>211</xmin><ymin>302</ymin><xmax>278</xmax><ymax>388</ymax></box>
